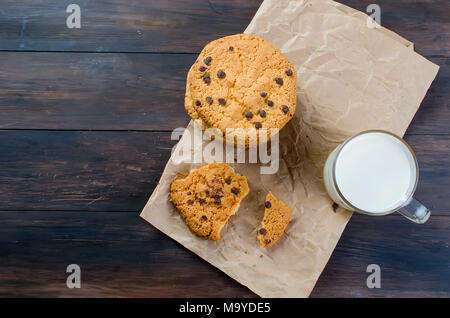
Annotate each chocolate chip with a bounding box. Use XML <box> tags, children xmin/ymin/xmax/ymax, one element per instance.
<box><xmin>205</xmin><ymin>190</ymin><xmax>210</xmax><ymax>196</ymax></box>
<box><xmin>245</xmin><ymin>111</ymin><xmax>253</xmax><ymax>119</ymax></box>
<box><xmin>206</xmin><ymin>96</ymin><xmax>213</xmax><ymax>105</ymax></box>
<box><xmin>255</xmin><ymin>122</ymin><xmax>262</xmax><ymax>129</ymax></box>
<box><xmin>264</xmin><ymin>239</ymin><xmax>271</xmax><ymax>245</ymax></box>
<box><xmin>201</xmin><ymin>215</ymin><xmax>208</xmax><ymax>220</ymax></box>
<box><xmin>229</xmin><ymin>46</ymin><xmax>234</xmax><ymax>51</ymax></box>
<box><xmin>275</xmin><ymin>77</ymin><xmax>284</xmax><ymax>85</ymax></box>
<box><xmin>187</xmin><ymin>192</ymin><xmax>191</xmax><ymax>195</ymax></box>
<box><xmin>225</xmin><ymin>178</ymin><xmax>231</xmax><ymax>185</ymax></box>
<box><xmin>265</xmin><ymin>201</ymin><xmax>271</xmax><ymax>208</ymax></box>
<box><xmin>199</xmin><ymin>66</ymin><xmax>206</xmax><ymax>72</ymax></box>
<box><xmin>199</xmin><ymin>199</ymin><xmax>206</xmax><ymax>204</ymax></box>
<box><xmin>218</xmin><ymin>98</ymin><xmax>226</xmax><ymax>105</ymax></box>
<box><xmin>260</xmin><ymin>92</ymin><xmax>267</xmax><ymax>98</ymax></box>
<box><xmin>231</xmin><ymin>187</ymin><xmax>239</xmax><ymax>195</ymax></box>
<box><xmin>214</xmin><ymin>196</ymin><xmax>221</xmax><ymax>205</ymax></box>
<box><xmin>286</xmin><ymin>69</ymin><xmax>293</xmax><ymax>76</ymax></box>
<box><xmin>259</xmin><ymin>228</ymin><xmax>267</xmax><ymax>235</ymax></box>
<box><xmin>267</xmin><ymin>100</ymin><xmax>274</xmax><ymax>107</ymax></box>
<box><xmin>332</xmin><ymin>202</ymin><xmax>339</xmax><ymax>212</ymax></box>
<box><xmin>203</xmin><ymin>74</ymin><xmax>211</xmax><ymax>84</ymax></box>
<box><xmin>217</xmin><ymin>70</ymin><xmax>226</xmax><ymax>79</ymax></box>
<box><xmin>195</xmin><ymin>100</ymin><xmax>201</xmax><ymax>106</ymax></box>
<box><xmin>187</xmin><ymin>200</ymin><xmax>194</xmax><ymax>205</ymax></box>
<box><xmin>282</xmin><ymin>105</ymin><xmax>289</xmax><ymax>114</ymax></box>
<box><xmin>204</xmin><ymin>56</ymin><xmax>212</xmax><ymax>65</ymax></box>
<box><xmin>259</xmin><ymin>110</ymin><xmax>266</xmax><ymax>118</ymax></box>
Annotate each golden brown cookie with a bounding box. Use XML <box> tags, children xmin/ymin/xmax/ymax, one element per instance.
<box><xmin>185</xmin><ymin>34</ymin><xmax>297</xmax><ymax>147</ymax></box>
<box><xmin>257</xmin><ymin>192</ymin><xmax>293</xmax><ymax>248</ymax></box>
<box><xmin>170</xmin><ymin>163</ymin><xmax>249</xmax><ymax>241</ymax></box>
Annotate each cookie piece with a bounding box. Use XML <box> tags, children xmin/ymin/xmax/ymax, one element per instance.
<box><xmin>185</xmin><ymin>34</ymin><xmax>297</xmax><ymax>147</ymax></box>
<box><xmin>170</xmin><ymin>163</ymin><xmax>249</xmax><ymax>241</ymax></box>
<box><xmin>257</xmin><ymin>192</ymin><xmax>293</xmax><ymax>248</ymax></box>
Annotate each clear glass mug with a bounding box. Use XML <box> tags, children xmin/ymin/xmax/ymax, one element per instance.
<box><xmin>323</xmin><ymin>130</ymin><xmax>431</xmax><ymax>224</ymax></box>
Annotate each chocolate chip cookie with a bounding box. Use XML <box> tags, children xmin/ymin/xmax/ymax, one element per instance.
<box><xmin>185</xmin><ymin>34</ymin><xmax>297</xmax><ymax>147</ymax></box>
<box><xmin>169</xmin><ymin>163</ymin><xmax>250</xmax><ymax>241</ymax></box>
<box><xmin>257</xmin><ymin>192</ymin><xmax>293</xmax><ymax>248</ymax></box>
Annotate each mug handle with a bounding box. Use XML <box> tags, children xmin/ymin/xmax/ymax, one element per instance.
<box><xmin>397</xmin><ymin>198</ymin><xmax>431</xmax><ymax>224</ymax></box>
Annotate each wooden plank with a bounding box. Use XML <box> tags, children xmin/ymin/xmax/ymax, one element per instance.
<box><xmin>340</xmin><ymin>0</ymin><xmax>450</xmax><ymax>58</ymax></box>
<box><xmin>0</xmin><ymin>211</ymin><xmax>448</xmax><ymax>297</ymax></box>
<box><xmin>0</xmin><ymin>0</ymin><xmax>447</xmax><ymax>57</ymax></box>
<box><xmin>0</xmin><ymin>131</ymin><xmax>448</xmax><ymax>214</ymax></box>
<box><xmin>0</xmin><ymin>211</ymin><xmax>255</xmax><ymax>297</ymax></box>
<box><xmin>404</xmin><ymin>134</ymin><xmax>450</xmax><ymax>215</ymax></box>
<box><xmin>0</xmin><ymin>0</ymin><xmax>262</xmax><ymax>53</ymax></box>
<box><xmin>312</xmin><ymin>213</ymin><xmax>450</xmax><ymax>297</ymax></box>
<box><xmin>407</xmin><ymin>57</ymin><xmax>449</xmax><ymax>135</ymax></box>
<box><xmin>0</xmin><ymin>52</ymin><xmax>447</xmax><ymax>134</ymax></box>
<box><xmin>0</xmin><ymin>52</ymin><xmax>194</xmax><ymax>131</ymax></box>
<box><xmin>0</xmin><ymin>130</ymin><xmax>176</xmax><ymax>212</ymax></box>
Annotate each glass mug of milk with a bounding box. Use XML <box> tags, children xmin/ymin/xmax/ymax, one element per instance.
<box><xmin>323</xmin><ymin>130</ymin><xmax>430</xmax><ymax>223</ymax></box>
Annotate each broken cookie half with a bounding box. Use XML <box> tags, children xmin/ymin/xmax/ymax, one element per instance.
<box><xmin>170</xmin><ymin>163</ymin><xmax>249</xmax><ymax>241</ymax></box>
<box><xmin>258</xmin><ymin>192</ymin><xmax>293</xmax><ymax>248</ymax></box>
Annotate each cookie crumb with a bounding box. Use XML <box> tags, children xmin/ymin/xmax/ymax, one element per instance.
<box><xmin>258</xmin><ymin>192</ymin><xmax>293</xmax><ymax>248</ymax></box>
<box><xmin>332</xmin><ymin>202</ymin><xmax>339</xmax><ymax>212</ymax></box>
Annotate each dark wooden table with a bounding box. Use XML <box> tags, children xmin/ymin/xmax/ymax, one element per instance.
<box><xmin>0</xmin><ymin>0</ymin><xmax>448</xmax><ymax>298</ymax></box>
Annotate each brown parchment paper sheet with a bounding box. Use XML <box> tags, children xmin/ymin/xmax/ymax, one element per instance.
<box><xmin>140</xmin><ymin>0</ymin><xmax>439</xmax><ymax>297</ymax></box>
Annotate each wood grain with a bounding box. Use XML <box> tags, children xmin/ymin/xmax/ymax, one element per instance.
<box><xmin>0</xmin><ymin>0</ymin><xmax>447</xmax><ymax>57</ymax></box>
<box><xmin>0</xmin><ymin>52</ymin><xmax>194</xmax><ymax>130</ymax></box>
<box><xmin>0</xmin><ymin>131</ymin><xmax>447</xmax><ymax>214</ymax></box>
<box><xmin>312</xmin><ymin>213</ymin><xmax>450</xmax><ymax>297</ymax></box>
<box><xmin>0</xmin><ymin>211</ymin><xmax>448</xmax><ymax>297</ymax></box>
<box><xmin>0</xmin><ymin>130</ymin><xmax>176</xmax><ymax>212</ymax></box>
<box><xmin>0</xmin><ymin>0</ymin><xmax>262</xmax><ymax>53</ymax></box>
<box><xmin>0</xmin><ymin>52</ymin><xmax>447</xmax><ymax>134</ymax></box>
<box><xmin>341</xmin><ymin>0</ymin><xmax>450</xmax><ymax>57</ymax></box>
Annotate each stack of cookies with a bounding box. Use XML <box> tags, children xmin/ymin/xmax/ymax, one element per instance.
<box><xmin>185</xmin><ymin>34</ymin><xmax>297</xmax><ymax>147</ymax></box>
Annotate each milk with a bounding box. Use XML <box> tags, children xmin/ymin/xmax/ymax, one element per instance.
<box><xmin>323</xmin><ymin>132</ymin><xmax>417</xmax><ymax>213</ymax></box>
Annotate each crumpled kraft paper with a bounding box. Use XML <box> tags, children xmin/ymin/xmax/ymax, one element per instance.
<box><xmin>140</xmin><ymin>0</ymin><xmax>439</xmax><ymax>297</ymax></box>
